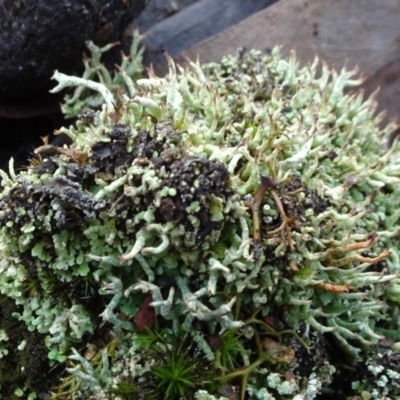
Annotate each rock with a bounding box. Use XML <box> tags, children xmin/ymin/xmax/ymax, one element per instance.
<box><xmin>0</xmin><ymin>0</ymin><xmax>147</xmax><ymax>100</ymax></box>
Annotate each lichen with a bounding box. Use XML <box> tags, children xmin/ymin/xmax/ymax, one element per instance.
<box><xmin>1</xmin><ymin>37</ymin><xmax>400</xmax><ymax>399</ymax></box>
<box><xmin>351</xmin><ymin>344</ymin><xmax>400</xmax><ymax>399</ymax></box>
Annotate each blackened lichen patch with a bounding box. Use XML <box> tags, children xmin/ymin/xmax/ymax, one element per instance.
<box><xmin>33</xmin><ymin>158</ymin><xmax>59</xmax><ymax>175</ymax></box>
<box><xmin>284</xmin><ymin>175</ymin><xmax>329</xmax><ymax>219</ymax></box>
<box><xmin>132</xmin><ymin>120</ymin><xmax>182</xmax><ymax>160</ymax></box>
<box><xmin>91</xmin><ymin>124</ymin><xmax>135</xmax><ymax>175</ymax></box>
<box><xmin>59</xmin><ymin>163</ymin><xmax>98</xmax><ymax>188</ymax></box>
<box><xmin>0</xmin><ymin>176</ymin><xmax>105</xmax><ymax>232</ymax></box>
<box><xmin>90</xmin><ymin>120</ymin><xmax>232</xmax><ymax>248</ymax></box>
<box><xmin>155</xmin><ymin>156</ymin><xmax>231</xmax><ymax>244</ymax></box>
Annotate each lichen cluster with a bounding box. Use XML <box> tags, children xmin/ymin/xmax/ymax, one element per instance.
<box><xmin>351</xmin><ymin>345</ymin><xmax>400</xmax><ymax>399</ymax></box>
<box><xmin>0</xmin><ymin>36</ymin><xmax>400</xmax><ymax>399</ymax></box>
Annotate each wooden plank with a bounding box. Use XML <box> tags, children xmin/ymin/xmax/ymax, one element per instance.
<box><xmin>141</xmin><ymin>0</ymin><xmax>277</xmax><ymax>73</ymax></box>
<box><xmin>360</xmin><ymin>57</ymin><xmax>400</xmax><ymax>126</ymax></box>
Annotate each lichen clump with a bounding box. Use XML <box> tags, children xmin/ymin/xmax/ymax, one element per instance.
<box><xmin>0</xmin><ymin>39</ymin><xmax>400</xmax><ymax>399</ymax></box>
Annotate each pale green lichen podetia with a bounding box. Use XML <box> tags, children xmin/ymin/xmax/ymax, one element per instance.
<box><xmin>0</xmin><ymin>37</ymin><xmax>400</xmax><ymax>398</ymax></box>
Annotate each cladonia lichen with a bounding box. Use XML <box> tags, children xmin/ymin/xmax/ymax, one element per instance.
<box><xmin>0</xmin><ymin>36</ymin><xmax>400</xmax><ymax>399</ymax></box>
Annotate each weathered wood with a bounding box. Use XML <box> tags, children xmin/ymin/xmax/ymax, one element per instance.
<box><xmin>142</xmin><ymin>0</ymin><xmax>277</xmax><ymax>73</ymax></box>
<box><xmin>359</xmin><ymin>57</ymin><xmax>400</xmax><ymax>126</ymax></box>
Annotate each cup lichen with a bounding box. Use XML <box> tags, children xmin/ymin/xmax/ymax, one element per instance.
<box><xmin>0</xmin><ymin>35</ymin><xmax>400</xmax><ymax>399</ymax></box>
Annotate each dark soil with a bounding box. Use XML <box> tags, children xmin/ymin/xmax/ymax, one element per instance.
<box><xmin>0</xmin><ymin>294</ymin><xmax>62</xmax><ymax>398</ymax></box>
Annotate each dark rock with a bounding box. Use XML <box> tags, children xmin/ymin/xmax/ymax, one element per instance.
<box><xmin>0</xmin><ymin>0</ymin><xmax>147</xmax><ymax>100</ymax></box>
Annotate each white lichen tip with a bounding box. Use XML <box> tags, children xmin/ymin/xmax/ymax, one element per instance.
<box><xmin>50</xmin><ymin>70</ymin><xmax>115</xmax><ymax>112</ymax></box>
<box><xmin>119</xmin><ymin>230</ymin><xmax>147</xmax><ymax>262</ymax></box>
<box><xmin>141</xmin><ymin>233</ymin><xmax>170</xmax><ymax>255</ymax></box>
